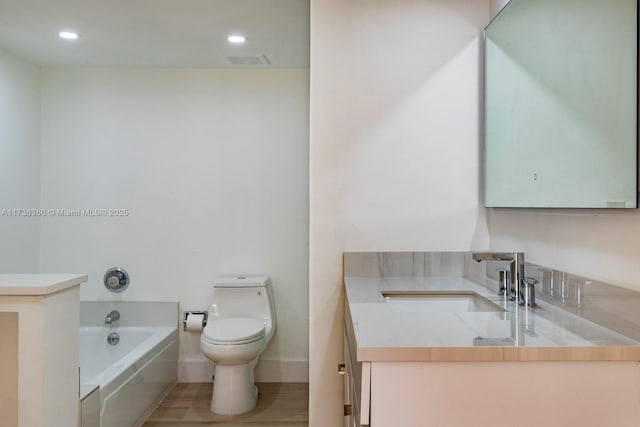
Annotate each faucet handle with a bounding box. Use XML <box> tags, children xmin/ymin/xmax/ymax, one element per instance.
<box><xmin>497</xmin><ymin>268</ymin><xmax>510</xmax><ymax>296</ymax></box>
<box><xmin>520</xmin><ymin>277</ymin><xmax>539</xmax><ymax>307</ymax></box>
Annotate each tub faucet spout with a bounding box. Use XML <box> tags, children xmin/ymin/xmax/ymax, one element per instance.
<box><xmin>105</xmin><ymin>310</ymin><xmax>120</xmax><ymax>324</ymax></box>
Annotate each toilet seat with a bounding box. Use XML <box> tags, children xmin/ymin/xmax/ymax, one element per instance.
<box><xmin>202</xmin><ymin>317</ymin><xmax>265</xmax><ymax>345</ymax></box>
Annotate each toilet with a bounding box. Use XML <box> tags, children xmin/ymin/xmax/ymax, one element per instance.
<box><xmin>199</xmin><ymin>275</ymin><xmax>276</xmax><ymax>415</ymax></box>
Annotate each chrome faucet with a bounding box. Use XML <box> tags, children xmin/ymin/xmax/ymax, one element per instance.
<box><xmin>105</xmin><ymin>310</ymin><xmax>120</xmax><ymax>324</ymax></box>
<box><xmin>472</xmin><ymin>252</ymin><xmax>525</xmax><ymax>303</ymax></box>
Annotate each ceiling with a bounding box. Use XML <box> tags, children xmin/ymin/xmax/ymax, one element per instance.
<box><xmin>0</xmin><ymin>0</ymin><xmax>309</xmax><ymax>68</ymax></box>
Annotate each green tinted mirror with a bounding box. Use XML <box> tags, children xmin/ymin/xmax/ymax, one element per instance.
<box><xmin>484</xmin><ymin>0</ymin><xmax>638</xmax><ymax>208</ymax></box>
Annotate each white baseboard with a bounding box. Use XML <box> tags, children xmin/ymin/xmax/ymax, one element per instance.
<box><xmin>178</xmin><ymin>359</ymin><xmax>308</xmax><ymax>383</ymax></box>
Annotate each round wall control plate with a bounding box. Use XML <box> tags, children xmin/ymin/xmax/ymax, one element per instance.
<box><xmin>104</xmin><ymin>267</ymin><xmax>129</xmax><ymax>293</ymax></box>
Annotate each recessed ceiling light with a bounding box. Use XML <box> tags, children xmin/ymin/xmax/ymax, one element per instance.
<box><xmin>59</xmin><ymin>31</ymin><xmax>79</xmax><ymax>40</ymax></box>
<box><xmin>227</xmin><ymin>35</ymin><xmax>247</xmax><ymax>44</ymax></box>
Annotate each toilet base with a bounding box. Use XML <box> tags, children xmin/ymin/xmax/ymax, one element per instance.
<box><xmin>210</xmin><ymin>363</ymin><xmax>258</xmax><ymax>415</ymax></box>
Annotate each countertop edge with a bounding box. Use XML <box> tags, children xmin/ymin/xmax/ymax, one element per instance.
<box><xmin>0</xmin><ymin>274</ymin><xmax>88</xmax><ymax>296</ymax></box>
<box><xmin>356</xmin><ymin>345</ymin><xmax>640</xmax><ymax>363</ymax></box>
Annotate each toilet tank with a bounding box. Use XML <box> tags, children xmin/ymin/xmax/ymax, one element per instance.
<box><xmin>210</xmin><ymin>276</ymin><xmax>276</xmax><ymax>328</ymax></box>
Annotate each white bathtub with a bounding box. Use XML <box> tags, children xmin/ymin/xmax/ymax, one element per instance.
<box><xmin>80</xmin><ymin>326</ymin><xmax>177</xmax><ymax>427</ymax></box>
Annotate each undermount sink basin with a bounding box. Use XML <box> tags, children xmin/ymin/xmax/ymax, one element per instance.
<box><xmin>381</xmin><ymin>290</ymin><xmax>506</xmax><ymax>313</ymax></box>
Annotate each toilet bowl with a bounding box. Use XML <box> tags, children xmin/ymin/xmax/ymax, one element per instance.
<box><xmin>199</xmin><ymin>276</ymin><xmax>276</xmax><ymax>415</ymax></box>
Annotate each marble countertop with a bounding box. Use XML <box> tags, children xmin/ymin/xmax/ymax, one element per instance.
<box><xmin>345</xmin><ymin>276</ymin><xmax>640</xmax><ymax>362</ymax></box>
<box><xmin>0</xmin><ymin>274</ymin><xmax>88</xmax><ymax>295</ymax></box>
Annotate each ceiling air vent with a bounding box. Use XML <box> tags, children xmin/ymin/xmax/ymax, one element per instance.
<box><xmin>225</xmin><ymin>54</ymin><xmax>272</xmax><ymax>66</ymax></box>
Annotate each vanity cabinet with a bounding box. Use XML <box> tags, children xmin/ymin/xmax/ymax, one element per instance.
<box><xmin>343</xmin><ymin>286</ymin><xmax>640</xmax><ymax>427</ymax></box>
<box><xmin>342</xmin><ymin>253</ymin><xmax>640</xmax><ymax>426</ymax></box>
<box><xmin>343</xmin><ymin>320</ymin><xmax>640</xmax><ymax>427</ymax></box>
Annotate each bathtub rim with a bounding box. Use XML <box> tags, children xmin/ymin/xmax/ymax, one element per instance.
<box><xmin>79</xmin><ymin>325</ymin><xmax>177</xmax><ymax>400</ymax></box>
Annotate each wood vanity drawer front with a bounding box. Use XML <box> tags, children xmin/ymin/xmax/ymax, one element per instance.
<box><xmin>359</xmin><ymin>362</ymin><xmax>371</xmax><ymax>426</ymax></box>
<box><xmin>344</xmin><ymin>324</ymin><xmax>370</xmax><ymax>426</ymax></box>
<box><xmin>344</xmin><ymin>327</ymin><xmax>361</xmax><ymax>425</ymax></box>
<box><xmin>350</xmin><ymin>384</ymin><xmax>360</xmax><ymax>427</ymax></box>
<box><xmin>343</xmin><ymin>333</ymin><xmax>353</xmax><ymax>427</ymax></box>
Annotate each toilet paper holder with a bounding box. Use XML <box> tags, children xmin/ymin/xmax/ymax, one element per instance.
<box><xmin>183</xmin><ymin>311</ymin><xmax>208</xmax><ymax>331</ymax></box>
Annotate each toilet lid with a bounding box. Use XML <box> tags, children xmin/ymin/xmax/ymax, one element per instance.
<box><xmin>202</xmin><ymin>317</ymin><xmax>265</xmax><ymax>344</ymax></box>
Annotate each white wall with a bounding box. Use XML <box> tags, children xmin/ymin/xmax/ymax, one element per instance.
<box><xmin>39</xmin><ymin>68</ymin><xmax>309</xmax><ymax>381</ymax></box>
<box><xmin>309</xmin><ymin>0</ymin><xmax>490</xmax><ymax>425</ymax></box>
<box><xmin>490</xmin><ymin>210</ymin><xmax>640</xmax><ymax>291</ymax></box>
<box><xmin>0</xmin><ymin>48</ymin><xmax>41</xmax><ymax>272</ymax></box>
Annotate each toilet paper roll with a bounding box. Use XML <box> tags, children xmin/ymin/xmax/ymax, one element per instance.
<box><xmin>185</xmin><ymin>313</ymin><xmax>205</xmax><ymax>332</ymax></box>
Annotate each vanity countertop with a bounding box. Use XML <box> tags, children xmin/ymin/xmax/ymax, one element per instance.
<box><xmin>0</xmin><ymin>274</ymin><xmax>88</xmax><ymax>296</ymax></box>
<box><xmin>345</xmin><ymin>276</ymin><xmax>640</xmax><ymax>362</ymax></box>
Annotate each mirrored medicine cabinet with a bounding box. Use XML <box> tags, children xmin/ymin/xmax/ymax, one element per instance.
<box><xmin>484</xmin><ymin>0</ymin><xmax>638</xmax><ymax>208</ymax></box>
